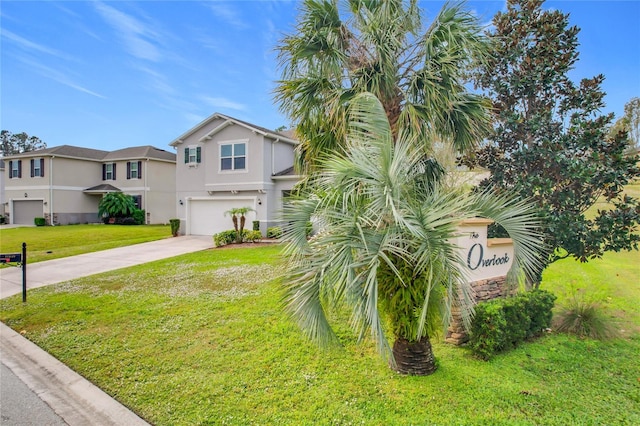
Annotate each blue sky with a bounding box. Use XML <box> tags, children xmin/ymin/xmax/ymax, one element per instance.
<box><xmin>1</xmin><ymin>1</ymin><xmax>639</xmax><ymax>152</ymax></box>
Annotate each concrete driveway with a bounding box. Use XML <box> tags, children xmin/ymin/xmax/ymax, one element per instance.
<box><xmin>0</xmin><ymin>235</ymin><xmax>214</xmax><ymax>425</ymax></box>
<box><xmin>0</xmin><ymin>235</ymin><xmax>213</xmax><ymax>298</ymax></box>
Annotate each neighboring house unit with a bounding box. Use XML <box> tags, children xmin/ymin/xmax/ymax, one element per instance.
<box><xmin>2</xmin><ymin>145</ymin><xmax>176</xmax><ymax>225</ymax></box>
<box><xmin>170</xmin><ymin>113</ymin><xmax>300</xmax><ymax>236</ymax></box>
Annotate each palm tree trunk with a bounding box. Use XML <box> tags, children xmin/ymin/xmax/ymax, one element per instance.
<box><xmin>391</xmin><ymin>335</ymin><xmax>437</xmax><ymax>376</ymax></box>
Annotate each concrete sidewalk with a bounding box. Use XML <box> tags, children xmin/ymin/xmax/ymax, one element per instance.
<box><xmin>0</xmin><ymin>235</ymin><xmax>214</xmax><ymax>425</ymax></box>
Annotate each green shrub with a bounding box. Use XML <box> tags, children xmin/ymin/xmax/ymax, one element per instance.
<box><xmin>132</xmin><ymin>209</ymin><xmax>145</xmax><ymax>225</ymax></box>
<box><xmin>214</xmin><ymin>230</ymin><xmax>237</xmax><ymax>247</ymax></box>
<box><xmin>244</xmin><ymin>230</ymin><xmax>262</xmax><ymax>242</ymax></box>
<box><xmin>554</xmin><ymin>297</ymin><xmax>618</xmax><ymax>340</ymax></box>
<box><xmin>267</xmin><ymin>227</ymin><xmax>282</xmax><ymax>239</ymax></box>
<box><xmin>252</xmin><ymin>220</ymin><xmax>260</xmax><ymax>231</ymax></box>
<box><xmin>468</xmin><ymin>289</ymin><xmax>556</xmax><ymax>360</ymax></box>
<box><xmin>120</xmin><ymin>217</ymin><xmax>138</xmax><ymax>226</ymax></box>
<box><xmin>34</xmin><ymin>217</ymin><xmax>46</xmax><ymax>226</ymax></box>
<box><xmin>169</xmin><ymin>219</ymin><xmax>180</xmax><ymax>236</ymax></box>
<box><xmin>213</xmin><ymin>229</ymin><xmax>262</xmax><ymax>246</ymax></box>
<box><xmin>0</xmin><ymin>215</ymin><xmax>6</xmax><ymax>224</ymax></box>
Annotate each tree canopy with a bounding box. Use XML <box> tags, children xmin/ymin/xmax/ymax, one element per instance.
<box><xmin>466</xmin><ymin>0</ymin><xmax>640</xmax><ymax>282</ymax></box>
<box><xmin>275</xmin><ymin>0</ymin><xmax>491</xmax><ymax>174</ymax></box>
<box><xmin>1</xmin><ymin>130</ymin><xmax>47</xmax><ymax>156</ymax></box>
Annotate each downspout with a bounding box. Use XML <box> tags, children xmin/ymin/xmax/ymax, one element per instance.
<box><xmin>49</xmin><ymin>156</ymin><xmax>55</xmax><ymax>225</ymax></box>
<box><xmin>145</xmin><ymin>158</ymin><xmax>149</xmax><ymax>224</ymax></box>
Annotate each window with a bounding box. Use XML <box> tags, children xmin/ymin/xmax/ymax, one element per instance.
<box><xmin>31</xmin><ymin>158</ymin><xmax>44</xmax><ymax>177</ymax></box>
<box><xmin>220</xmin><ymin>142</ymin><xmax>246</xmax><ymax>171</ymax></box>
<box><xmin>9</xmin><ymin>160</ymin><xmax>21</xmax><ymax>179</ymax></box>
<box><xmin>127</xmin><ymin>161</ymin><xmax>142</xmax><ymax>179</ymax></box>
<box><xmin>102</xmin><ymin>163</ymin><xmax>116</xmax><ymax>180</ymax></box>
<box><xmin>184</xmin><ymin>146</ymin><xmax>201</xmax><ymax>164</ymax></box>
<box><xmin>132</xmin><ymin>195</ymin><xmax>142</xmax><ymax>209</ymax></box>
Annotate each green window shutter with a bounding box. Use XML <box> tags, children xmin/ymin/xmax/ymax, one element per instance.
<box><xmin>184</xmin><ymin>147</ymin><xmax>189</xmax><ymax>163</ymax></box>
<box><xmin>196</xmin><ymin>147</ymin><xmax>201</xmax><ymax>163</ymax></box>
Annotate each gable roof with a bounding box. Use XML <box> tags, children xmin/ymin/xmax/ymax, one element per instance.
<box><xmin>103</xmin><ymin>146</ymin><xmax>175</xmax><ymax>162</ymax></box>
<box><xmin>2</xmin><ymin>145</ymin><xmax>175</xmax><ymax>163</ymax></box>
<box><xmin>169</xmin><ymin>112</ymin><xmax>297</xmax><ymax>147</ymax></box>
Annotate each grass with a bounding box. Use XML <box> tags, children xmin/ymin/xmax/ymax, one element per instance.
<box><xmin>1</xmin><ymin>245</ymin><xmax>639</xmax><ymax>425</ymax></box>
<box><xmin>0</xmin><ymin>224</ymin><xmax>170</xmax><ymax>263</ymax></box>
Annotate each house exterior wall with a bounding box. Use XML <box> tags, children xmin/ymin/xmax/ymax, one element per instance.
<box><xmin>172</xmin><ymin>116</ymin><xmax>300</xmax><ymax>236</ymax></box>
<box><xmin>3</xmin><ymin>152</ymin><xmax>175</xmax><ymax>225</ymax></box>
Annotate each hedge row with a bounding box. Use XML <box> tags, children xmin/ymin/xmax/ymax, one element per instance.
<box><xmin>468</xmin><ymin>289</ymin><xmax>556</xmax><ymax>360</ymax></box>
<box><xmin>213</xmin><ymin>229</ymin><xmax>262</xmax><ymax>247</ymax></box>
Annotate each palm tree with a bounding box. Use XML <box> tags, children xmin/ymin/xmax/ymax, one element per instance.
<box><xmin>281</xmin><ymin>93</ymin><xmax>543</xmax><ymax>375</ymax></box>
<box><xmin>224</xmin><ymin>207</ymin><xmax>255</xmax><ymax>243</ymax></box>
<box><xmin>275</xmin><ymin>0</ymin><xmax>490</xmax><ymax>174</ymax></box>
<box><xmin>98</xmin><ymin>192</ymin><xmax>136</xmax><ymax>221</ymax></box>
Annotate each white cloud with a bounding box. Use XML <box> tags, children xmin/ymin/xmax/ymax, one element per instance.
<box><xmin>17</xmin><ymin>56</ymin><xmax>106</xmax><ymax>99</ymax></box>
<box><xmin>207</xmin><ymin>2</ymin><xmax>249</xmax><ymax>30</ymax></box>
<box><xmin>1</xmin><ymin>29</ymin><xmax>74</xmax><ymax>61</ymax></box>
<box><xmin>93</xmin><ymin>1</ymin><xmax>162</xmax><ymax>62</ymax></box>
<box><xmin>201</xmin><ymin>96</ymin><xmax>247</xmax><ymax>111</ymax></box>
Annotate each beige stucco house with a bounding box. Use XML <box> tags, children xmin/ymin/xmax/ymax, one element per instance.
<box><xmin>2</xmin><ymin>145</ymin><xmax>176</xmax><ymax>225</ymax></box>
<box><xmin>169</xmin><ymin>113</ymin><xmax>300</xmax><ymax>236</ymax></box>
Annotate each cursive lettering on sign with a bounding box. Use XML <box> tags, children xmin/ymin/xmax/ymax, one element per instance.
<box><xmin>466</xmin><ymin>243</ymin><xmax>510</xmax><ymax>271</ymax></box>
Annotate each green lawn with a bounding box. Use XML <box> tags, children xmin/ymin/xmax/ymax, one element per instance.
<box><xmin>0</xmin><ymin>224</ymin><xmax>171</xmax><ymax>263</ymax></box>
<box><xmin>1</xmin><ymin>245</ymin><xmax>638</xmax><ymax>425</ymax></box>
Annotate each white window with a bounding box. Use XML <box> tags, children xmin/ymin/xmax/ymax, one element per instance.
<box><xmin>127</xmin><ymin>161</ymin><xmax>141</xmax><ymax>179</ymax></box>
<box><xmin>105</xmin><ymin>163</ymin><xmax>114</xmax><ymax>180</ymax></box>
<box><xmin>220</xmin><ymin>142</ymin><xmax>246</xmax><ymax>171</ymax></box>
<box><xmin>184</xmin><ymin>146</ymin><xmax>201</xmax><ymax>164</ymax></box>
<box><xmin>33</xmin><ymin>159</ymin><xmax>43</xmax><ymax>177</ymax></box>
<box><xmin>10</xmin><ymin>160</ymin><xmax>21</xmax><ymax>178</ymax></box>
<box><xmin>130</xmin><ymin>162</ymin><xmax>139</xmax><ymax>179</ymax></box>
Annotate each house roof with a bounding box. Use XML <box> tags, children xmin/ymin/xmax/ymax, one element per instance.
<box><xmin>169</xmin><ymin>112</ymin><xmax>298</xmax><ymax>147</ymax></box>
<box><xmin>3</xmin><ymin>145</ymin><xmax>109</xmax><ymax>161</ymax></box>
<box><xmin>84</xmin><ymin>183</ymin><xmax>122</xmax><ymax>194</ymax></box>
<box><xmin>103</xmin><ymin>146</ymin><xmax>176</xmax><ymax>162</ymax></box>
<box><xmin>2</xmin><ymin>145</ymin><xmax>175</xmax><ymax>163</ymax></box>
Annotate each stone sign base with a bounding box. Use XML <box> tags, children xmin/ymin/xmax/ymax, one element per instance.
<box><xmin>445</xmin><ymin>275</ymin><xmax>512</xmax><ymax>345</ymax></box>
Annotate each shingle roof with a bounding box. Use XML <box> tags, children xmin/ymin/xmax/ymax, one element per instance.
<box><xmin>272</xmin><ymin>166</ymin><xmax>295</xmax><ymax>177</ymax></box>
<box><xmin>5</xmin><ymin>145</ymin><xmax>109</xmax><ymax>160</ymax></box>
<box><xmin>84</xmin><ymin>184</ymin><xmax>121</xmax><ymax>193</ymax></box>
<box><xmin>2</xmin><ymin>145</ymin><xmax>175</xmax><ymax>162</ymax></box>
<box><xmin>103</xmin><ymin>146</ymin><xmax>176</xmax><ymax>161</ymax></box>
<box><xmin>169</xmin><ymin>112</ymin><xmax>297</xmax><ymax>146</ymax></box>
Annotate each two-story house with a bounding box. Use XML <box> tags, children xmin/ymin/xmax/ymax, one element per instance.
<box><xmin>169</xmin><ymin>113</ymin><xmax>300</xmax><ymax>236</ymax></box>
<box><xmin>2</xmin><ymin>145</ymin><xmax>176</xmax><ymax>225</ymax></box>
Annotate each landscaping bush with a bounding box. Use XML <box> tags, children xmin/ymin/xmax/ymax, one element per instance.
<box><xmin>267</xmin><ymin>226</ymin><xmax>282</xmax><ymax>239</ymax></box>
<box><xmin>170</xmin><ymin>219</ymin><xmax>180</xmax><ymax>237</ymax></box>
<box><xmin>214</xmin><ymin>229</ymin><xmax>263</xmax><ymax>246</ymax></box>
<box><xmin>214</xmin><ymin>230</ymin><xmax>237</xmax><ymax>247</ymax></box>
<box><xmin>119</xmin><ymin>217</ymin><xmax>138</xmax><ymax>226</ymax></box>
<box><xmin>34</xmin><ymin>217</ymin><xmax>46</xmax><ymax>226</ymax></box>
<box><xmin>468</xmin><ymin>289</ymin><xmax>556</xmax><ymax>360</ymax></box>
<box><xmin>0</xmin><ymin>215</ymin><xmax>6</xmax><ymax>224</ymax></box>
<box><xmin>132</xmin><ymin>209</ymin><xmax>145</xmax><ymax>225</ymax></box>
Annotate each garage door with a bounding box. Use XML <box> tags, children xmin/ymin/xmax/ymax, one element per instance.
<box><xmin>189</xmin><ymin>199</ymin><xmax>256</xmax><ymax>236</ymax></box>
<box><xmin>13</xmin><ymin>200</ymin><xmax>44</xmax><ymax>225</ymax></box>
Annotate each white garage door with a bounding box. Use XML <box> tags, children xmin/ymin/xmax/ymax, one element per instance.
<box><xmin>13</xmin><ymin>200</ymin><xmax>44</xmax><ymax>225</ymax></box>
<box><xmin>189</xmin><ymin>199</ymin><xmax>256</xmax><ymax>236</ymax></box>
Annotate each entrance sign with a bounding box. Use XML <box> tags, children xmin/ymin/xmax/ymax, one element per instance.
<box><xmin>453</xmin><ymin>218</ymin><xmax>514</xmax><ymax>282</ymax></box>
